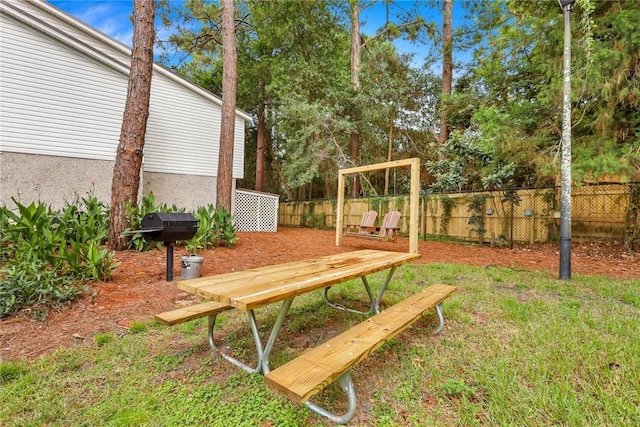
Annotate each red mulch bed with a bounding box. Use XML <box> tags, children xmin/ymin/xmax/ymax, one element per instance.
<box><xmin>1</xmin><ymin>227</ymin><xmax>638</xmax><ymax>361</ymax></box>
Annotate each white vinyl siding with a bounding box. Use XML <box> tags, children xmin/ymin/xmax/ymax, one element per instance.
<box><xmin>134</xmin><ymin>72</ymin><xmax>245</xmax><ymax>179</ymax></box>
<box><xmin>143</xmin><ymin>73</ymin><xmax>221</xmax><ymax>176</ymax></box>
<box><xmin>234</xmin><ymin>117</ymin><xmax>245</xmax><ymax>178</ymax></box>
<box><xmin>0</xmin><ymin>0</ymin><xmax>249</xmax><ymax>180</ymax></box>
<box><xmin>14</xmin><ymin>0</ymin><xmax>133</xmax><ymax>64</ymax></box>
<box><xmin>0</xmin><ymin>12</ymin><xmax>126</xmax><ymax>160</ymax></box>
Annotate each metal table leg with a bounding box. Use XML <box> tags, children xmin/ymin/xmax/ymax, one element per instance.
<box><xmin>323</xmin><ymin>266</ymin><xmax>398</xmax><ymax>314</ymax></box>
<box><xmin>207</xmin><ymin>313</ymin><xmax>261</xmax><ymax>374</ymax></box>
<box><xmin>254</xmin><ymin>297</ymin><xmax>294</xmax><ymax>374</ymax></box>
<box><xmin>433</xmin><ymin>303</ymin><xmax>445</xmax><ymax>334</ymax></box>
<box><xmin>208</xmin><ymin>297</ymin><xmax>295</xmax><ymax>375</ymax></box>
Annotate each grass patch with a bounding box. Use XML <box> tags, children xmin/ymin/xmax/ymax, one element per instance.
<box><xmin>1</xmin><ymin>264</ymin><xmax>638</xmax><ymax>426</ymax></box>
<box><xmin>0</xmin><ymin>360</ymin><xmax>27</xmax><ymax>384</ymax></box>
<box><xmin>93</xmin><ymin>333</ymin><xmax>112</xmax><ymax>348</ymax></box>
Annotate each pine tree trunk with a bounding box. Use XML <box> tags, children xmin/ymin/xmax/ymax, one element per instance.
<box><xmin>108</xmin><ymin>0</ymin><xmax>155</xmax><ymax>250</ymax></box>
<box><xmin>216</xmin><ymin>0</ymin><xmax>238</xmax><ymax>211</ymax></box>
<box><xmin>384</xmin><ymin>124</ymin><xmax>394</xmax><ymax>195</ymax></box>
<box><xmin>255</xmin><ymin>83</ymin><xmax>266</xmax><ymax>192</ymax></box>
<box><xmin>266</xmin><ymin>136</ymin><xmax>291</xmax><ymax>200</ymax></box>
<box><xmin>263</xmin><ymin>105</ymin><xmax>274</xmax><ymax>192</ymax></box>
<box><xmin>438</xmin><ymin>0</ymin><xmax>453</xmax><ymax>148</ymax></box>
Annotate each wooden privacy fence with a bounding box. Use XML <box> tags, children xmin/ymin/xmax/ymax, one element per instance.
<box><xmin>277</xmin><ymin>183</ymin><xmax>640</xmax><ymax>245</ymax></box>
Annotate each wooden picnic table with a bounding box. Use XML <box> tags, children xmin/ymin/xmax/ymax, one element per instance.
<box><xmin>177</xmin><ymin>249</ymin><xmax>420</xmax><ymax>373</ymax></box>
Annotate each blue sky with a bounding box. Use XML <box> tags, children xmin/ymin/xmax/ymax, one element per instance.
<box><xmin>48</xmin><ymin>0</ymin><xmax>469</xmax><ymax>68</ymax></box>
<box><xmin>50</xmin><ymin>1</ymin><xmax>136</xmax><ymax>44</ymax></box>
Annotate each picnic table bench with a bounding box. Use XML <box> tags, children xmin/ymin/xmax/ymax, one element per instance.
<box><xmin>155</xmin><ymin>300</ymin><xmax>232</xmax><ymax>326</ymax></box>
<box><xmin>265</xmin><ymin>283</ymin><xmax>456</xmax><ymax>424</ymax></box>
<box><xmin>155</xmin><ymin>249</ymin><xmax>456</xmax><ymax>424</ymax></box>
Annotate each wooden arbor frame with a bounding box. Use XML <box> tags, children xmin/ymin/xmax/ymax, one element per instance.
<box><xmin>335</xmin><ymin>158</ymin><xmax>420</xmax><ymax>254</ymax></box>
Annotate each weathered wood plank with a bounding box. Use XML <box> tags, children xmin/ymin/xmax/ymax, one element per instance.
<box><xmin>264</xmin><ymin>284</ymin><xmax>456</xmax><ymax>403</ymax></box>
<box><xmin>154</xmin><ymin>300</ymin><xmax>233</xmax><ymax>326</ymax></box>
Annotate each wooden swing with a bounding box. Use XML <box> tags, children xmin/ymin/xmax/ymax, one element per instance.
<box><xmin>335</xmin><ymin>158</ymin><xmax>420</xmax><ymax>254</ymax></box>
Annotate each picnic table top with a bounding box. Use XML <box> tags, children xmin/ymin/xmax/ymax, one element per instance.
<box><xmin>177</xmin><ymin>249</ymin><xmax>421</xmax><ymax>311</ymax></box>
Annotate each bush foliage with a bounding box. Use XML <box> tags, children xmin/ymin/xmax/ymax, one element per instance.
<box><xmin>0</xmin><ymin>196</ymin><xmax>116</xmax><ymax>318</ymax></box>
<box><xmin>0</xmin><ymin>194</ymin><xmax>237</xmax><ymax>319</ymax></box>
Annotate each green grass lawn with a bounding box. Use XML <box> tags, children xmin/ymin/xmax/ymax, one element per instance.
<box><xmin>1</xmin><ymin>263</ymin><xmax>638</xmax><ymax>426</ymax></box>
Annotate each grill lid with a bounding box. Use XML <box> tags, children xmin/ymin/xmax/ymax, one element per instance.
<box><xmin>141</xmin><ymin>212</ymin><xmax>197</xmax><ymax>228</ymax></box>
<box><xmin>139</xmin><ymin>212</ymin><xmax>198</xmax><ymax>242</ymax></box>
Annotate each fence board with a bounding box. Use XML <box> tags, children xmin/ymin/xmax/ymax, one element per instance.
<box><xmin>277</xmin><ymin>184</ymin><xmax>638</xmax><ymax>244</ymax></box>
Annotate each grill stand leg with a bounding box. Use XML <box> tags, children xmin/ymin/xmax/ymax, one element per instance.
<box><xmin>165</xmin><ymin>241</ymin><xmax>175</xmax><ymax>281</ymax></box>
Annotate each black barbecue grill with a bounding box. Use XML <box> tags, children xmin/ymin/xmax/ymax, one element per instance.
<box><xmin>135</xmin><ymin>212</ymin><xmax>199</xmax><ymax>281</ymax></box>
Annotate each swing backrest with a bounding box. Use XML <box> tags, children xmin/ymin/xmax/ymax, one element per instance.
<box><xmin>360</xmin><ymin>211</ymin><xmax>377</xmax><ymax>229</ymax></box>
<box><xmin>377</xmin><ymin>211</ymin><xmax>401</xmax><ymax>238</ymax></box>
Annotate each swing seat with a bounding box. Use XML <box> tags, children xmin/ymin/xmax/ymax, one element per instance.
<box><xmin>347</xmin><ymin>211</ymin><xmax>401</xmax><ymax>242</ymax></box>
<box><xmin>344</xmin><ymin>210</ymin><xmax>377</xmax><ymax>236</ymax></box>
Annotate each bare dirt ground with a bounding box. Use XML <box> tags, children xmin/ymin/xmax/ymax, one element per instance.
<box><xmin>1</xmin><ymin>227</ymin><xmax>638</xmax><ymax>362</ymax></box>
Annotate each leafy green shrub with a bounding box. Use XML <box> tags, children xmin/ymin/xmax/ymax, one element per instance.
<box><xmin>211</xmin><ymin>206</ymin><xmax>236</xmax><ymax>247</ymax></box>
<box><xmin>0</xmin><ymin>261</ymin><xmax>79</xmax><ymax>318</ymax></box>
<box><xmin>0</xmin><ymin>199</ymin><xmax>59</xmax><ymax>267</ymax></box>
<box><xmin>121</xmin><ymin>196</ymin><xmax>235</xmax><ymax>253</ymax></box>
<box><xmin>62</xmin><ymin>241</ymin><xmax>118</xmax><ymax>281</ymax></box>
<box><xmin>0</xmin><ymin>192</ymin><xmax>237</xmax><ymax>319</ymax></box>
<box><xmin>186</xmin><ymin>205</ymin><xmax>236</xmax><ymax>252</ymax></box>
<box><xmin>0</xmin><ymin>197</ymin><xmax>118</xmax><ymax>319</ymax></box>
<box><xmin>186</xmin><ymin>204</ymin><xmax>216</xmax><ymax>252</ymax></box>
<box><xmin>59</xmin><ymin>194</ymin><xmax>109</xmax><ymax>244</ymax></box>
<box><xmin>467</xmin><ymin>193</ymin><xmax>490</xmax><ymax>243</ymax></box>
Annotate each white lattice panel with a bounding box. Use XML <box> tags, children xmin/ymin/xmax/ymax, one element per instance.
<box><xmin>234</xmin><ymin>189</ymin><xmax>279</xmax><ymax>232</ymax></box>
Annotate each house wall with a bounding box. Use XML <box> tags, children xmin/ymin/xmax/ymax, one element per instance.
<box><xmin>0</xmin><ymin>0</ymin><xmax>249</xmax><ymax>212</ymax></box>
<box><xmin>6</xmin><ymin>0</ymin><xmax>132</xmax><ymax>66</ymax></box>
<box><xmin>142</xmin><ymin>172</ymin><xmax>218</xmax><ymax>211</ymax></box>
<box><xmin>0</xmin><ymin>152</ymin><xmax>224</xmax><ymax>212</ymax></box>
<box><xmin>0</xmin><ymin>10</ymin><xmax>127</xmax><ymax>161</ymax></box>
<box><xmin>0</xmin><ymin>152</ymin><xmax>114</xmax><ymax>210</ymax></box>
<box><xmin>142</xmin><ymin>70</ymin><xmax>246</xmax><ymax>178</ymax></box>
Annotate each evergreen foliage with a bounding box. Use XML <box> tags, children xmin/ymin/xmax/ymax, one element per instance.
<box><xmin>156</xmin><ymin>1</ymin><xmax>639</xmax><ymax>197</ymax></box>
